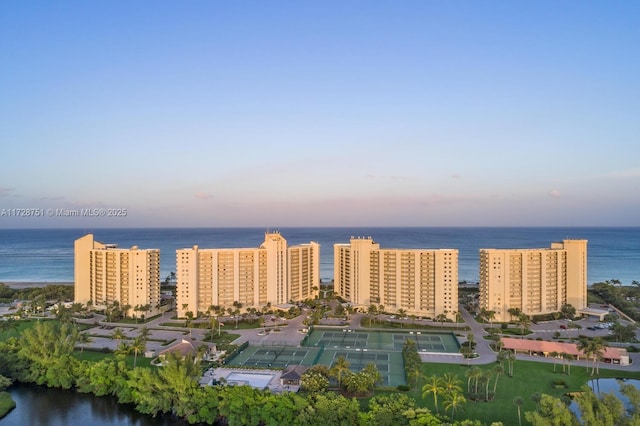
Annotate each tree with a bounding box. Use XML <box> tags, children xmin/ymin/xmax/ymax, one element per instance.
<box><xmin>550</xmin><ymin>351</ymin><xmax>559</xmax><ymax>372</ymax></box>
<box><xmin>397</xmin><ymin>309</ymin><xmax>407</xmax><ymax>328</ymax></box>
<box><xmin>367</xmin><ymin>304</ymin><xmax>377</xmax><ymax>326</ymax></box>
<box><xmin>300</xmin><ymin>370</ymin><xmax>329</xmax><ymax>393</ymax></box>
<box><xmin>492</xmin><ymin>364</ymin><xmax>504</xmax><ymax>396</ymax></box>
<box><xmin>422</xmin><ymin>375</ymin><xmax>444</xmax><ymax>414</ymax></box>
<box><xmin>130</xmin><ymin>336</ymin><xmax>146</xmax><ymax>367</ymax></box>
<box><xmin>514</xmin><ymin>396</ymin><xmax>524</xmax><ymax>426</ymax></box>
<box><xmin>443</xmin><ymin>390</ymin><xmax>466</xmax><ymax>420</ymax></box>
<box><xmin>365</xmin><ymin>393</ymin><xmax>416</xmax><ymax>426</ymax></box>
<box><xmin>330</xmin><ymin>356</ymin><xmax>351</xmax><ymax>388</ymax></box>
<box><xmin>361</xmin><ymin>363</ymin><xmax>383</xmax><ymax>393</ymax></box>
<box><xmin>506</xmin><ymin>350</ymin><xmax>516</xmax><ymax>377</ymax></box>
<box><xmin>525</xmin><ymin>394</ymin><xmax>579</xmax><ymax>426</ymax></box>
<box><xmin>517</xmin><ymin>313</ymin><xmax>531</xmax><ymax>337</ymax></box>
<box><xmin>465</xmin><ymin>366</ymin><xmax>482</xmax><ymax>394</ymax></box>
<box><xmin>0</xmin><ymin>318</ymin><xmax>19</xmax><ymax>336</ymax></box>
<box><xmin>18</xmin><ymin>321</ymin><xmax>79</xmax><ymax>388</ymax></box>
<box><xmin>76</xmin><ymin>332</ymin><xmax>93</xmax><ymax>355</ymax></box>
<box><xmin>577</xmin><ymin>337</ymin><xmax>606</xmax><ymax>376</ymax></box>
<box><xmin>560</xmin><ymin>304</ymin><xmax>576</xmax><ymax>320</ymax></box>
<box><xmin>110</xmin><ymin>327</ymin><xmax>126</xmax><ymax>345</ymax></box>
<box><xmin>508</xmin><ymin>307</ymin><xmax>522</xmax><ymax>322</ymax></box>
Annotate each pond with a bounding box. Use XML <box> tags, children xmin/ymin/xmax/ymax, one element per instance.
<box><xmin>570</xmin><ymin>378</ymin><xmax>640</xmax><ymax>419</ymax></box>
<box><xmin>3</xmin><ymin>384</ymin><xmax>187</xmax><ymax>426</ymax></box>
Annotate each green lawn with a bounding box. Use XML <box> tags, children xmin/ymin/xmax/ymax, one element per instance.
<box><xmin>395</xmin><ymin>361</ymin><xmax>639</xmax><ymax>425</ymax></box>
<box><xmin>0</xmin><ymin>391</ymin><xmax>16</xmax><ymax>419</ymax></box>
<box><xmin>73</xmin><ymin>349</ymin><xmax>155</xmax><ymax>369</ymax></box>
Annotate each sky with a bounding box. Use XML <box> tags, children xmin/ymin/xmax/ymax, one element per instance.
<box><xmin>1</xmin><ymin>1</ymin><xmax>639</xmax><ymax>228</ymax></box>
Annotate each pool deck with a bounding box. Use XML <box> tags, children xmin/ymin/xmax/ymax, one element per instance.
<box><xmin>203</xmin><ymin>367</ymin><xmax>298</xmax><ymax>393</ymax></box>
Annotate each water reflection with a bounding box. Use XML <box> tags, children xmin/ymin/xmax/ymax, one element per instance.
<box><xmin>4</xmin><ymin>384</ymin><xmax>187</xmax><ymax>426</ymax></box>
<box><xmin>569</xmin><ymin>378</ymin><xmax>640</xmax><ymax>419</ymax></box>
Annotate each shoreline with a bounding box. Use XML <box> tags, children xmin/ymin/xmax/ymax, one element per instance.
<box><xmin>1</xmin><ymin>282</ymin><xmax>74</xmax><ymax>289</ymax></box>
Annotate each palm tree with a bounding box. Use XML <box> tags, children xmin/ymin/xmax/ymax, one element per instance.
<box><xmin>138</xmin><ymin>326</ymin><xmax>151</xmax><ymax>340</ymax></box>
<box><xmin>506</xmin><ymin>350</ymin><xmax>516</xmax><ymax>377</ymax></box>
<box><xmin>508</xmin><ymin>307</ymin><xmax>522</xmax><ymax>322</ymax></box>
<box><xmin>408</xmin><ymin>366</ymin><xmax>422</xmax><ymax>390</ymax></box>
<box><xmin>465</xmin><ymin>367</ymin><xmax>482</xmax><ymax>394</ymax></box>
<box><xmin>482</xmin><ymin>369</ymin><xmax>493</xmax><ymax>401</ymax></box>
<box><xmin>367</xmin><ymin>304</ymin><xmax>377</xmax><ymax>326</ymax></box>
<box><xmin>397</xmin><ymin>308</ymin><xmax>407</xmax><ymax>328</ymax></box>
<box><xmin>443</xmin><ymin>390</ymin><xmax>466</xmax><ymax>420</ymax></box>
<box><xmin>578</xmin><ymin>337</ymin><xmax>606</xmax><ymax>376</ymax></box>
<box><xmin>330</xmin><ymin>356</ymin><xmax>351</xmax><ymax>388</ymax></box>
<box><xmin>564</xmin><ymin>353</ymin><xmax>574</xmax><ymax>376</ymax></box>
<box><xmin>76</xmin><ymin>332</ymin><xmax>93</xmax><ymax>355</ymax></box>
<box><xmin>516</xmin><ymin>313</ymin><xmax>531</xmax><ymax>337</ymax></box>
<box><xmin>441</xmin><ymin>373</ymin><xmax>463</xmax><ymax>395</ymax></box>
<box><xmin>130</xmin><ymin>336</ymin><xmax>146</xmax><ymax>367</ymax></box>
<box><xmin>361</xmin><ymin>363</ymin><xmax>383</xmax><ymax>393</ymax></box>
<box><xmin>110</xmin><ymin>327</ymin><xmax>126</xmax><ymax>345</ymax></box>
<box><xmin>492</xmin><ymin>364</ymin><xmax>504</xmax><ymax>396</ymax></box>
<box><xmin>114</xmin><ymin>341</ymin><xmax>131</xmax><ymax>357</ymax></box>
<box><xmin>514</xmin><ymin>396</ymin><xmax>524</xmax><ymax>426</ymax></box>
<box><xmin>550</xmin><ymin>351</ymin><xmax>559</xmax><ymax>372</ymax></box>
<box><xmin>422</xmin><ymin>375</ymin><xmax>445</xmax><ymax>414</ymax></box>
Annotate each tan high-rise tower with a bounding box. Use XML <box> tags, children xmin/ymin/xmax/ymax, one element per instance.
<box><xmin>334</xmin><ymin>237</ymin><xmax>458</xmax><ymax>319</ymax></box>
<box><xmin>176</xmin><ymin>232</ymin><xmax>319</xmax><ymax>318</ymax></box>
<box><xmin>74</xmin><ymin>234</ymin><xmax>161</xmax><ymax>318</ymax></box>
<box><xmin>479</xmin><ymin>239</ymin><xmax>588</xmax><ymax>322</ymax></box>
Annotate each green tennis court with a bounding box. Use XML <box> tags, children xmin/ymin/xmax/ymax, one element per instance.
<box><xmin>225</xmin><ymin>328</ymin><xmax>460</xmax><ymax>387</ymax></box>
<box><xmin>227</xmin><ymin>345</ymin><xmax>319</xmax><ymax>369</ymax></box>
<box><xmin>305</xmin><ymin>328</ymin><xmax>460</xmax><ymax>353</ymax></box>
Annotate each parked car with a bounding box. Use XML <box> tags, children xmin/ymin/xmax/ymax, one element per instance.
<box><xmin>559</xmin><ymin>325</ymin><xmax>567</xmax><ymax>329</ymax></box>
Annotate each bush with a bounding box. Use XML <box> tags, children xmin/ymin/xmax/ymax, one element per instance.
<box><xmin>397</xmin><ymin>385</ymin><xmax>410</xmax><ymax>391</ymax></box>
<box><xmin>552</xmin><ymin>379</ymin><xmax>567</xmax><ymax>388</ymax></box>
<box><xmin>501</xmin><ymin>323</ymin><xmax>508</xmax><ymax>330</ymax></box>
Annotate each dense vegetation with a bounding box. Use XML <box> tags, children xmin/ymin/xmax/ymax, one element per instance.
<box><xmin>0</xmin><ymin>283</ymin><xmax>73</xmax><ymax>305</ymax></box>
<box><xmin>1</xmin><ymin>319</ymin><xmax>639</xmax><ymax>425</ymax></box>
<box><xmin>589</xmin><ymin>280</ymin><xmax>640</xmax><ymax>321</ymax></box>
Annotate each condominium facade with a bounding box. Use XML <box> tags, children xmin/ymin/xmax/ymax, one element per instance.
<box><xmin>479</xmin><ymin>239</ymin><xmax>588</xmax><ymax>322</ymax></box>
<box><xmin>176</xmin><ymin>232</ymin><xmax>319</xmax><ymax>318</ymax></box>
<box><xmin>334</xmin><ymin>237</ymin><xmax>458</xmax><ymax>319</ymax></box>
<box><xmin>74</xmin><ymin>234</ymin><xmax>161</xmax><ymax>318</ymax></box>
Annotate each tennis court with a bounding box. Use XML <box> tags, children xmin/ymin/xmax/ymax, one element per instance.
<box><xmin>227</xmin><ymin>345</ymin><xmax>319</xmax><ymax>369</ymax></box>
<box><xmin>226</xmin><ymin>329</ymin><xmax>460</xmax><ymax>387</ymax></box>
<box><xmin>305</xmin><ymin>328</ymin><xmax>460</xmax><ymax>353</ymax></box>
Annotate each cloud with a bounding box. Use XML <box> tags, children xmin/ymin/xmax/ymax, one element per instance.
<box><xmin>194</xmin><ymin>191</ymin><xmax>214</xmax><ymax>200</ymax></box>
<box><xmin>0</xmin><ymin>187</ymin><xmax>14</xmax><ymax>197</ymax></box>
<box><xmin>548</xmin><ymin>189</ymin><xmax>561</xmax><ymax>198</ymax></box>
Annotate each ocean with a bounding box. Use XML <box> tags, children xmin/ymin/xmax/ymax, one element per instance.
<box><xmin>0</xmin><ymin>227</ymin><xmax>638</xmax><ymax>286</ymax></box>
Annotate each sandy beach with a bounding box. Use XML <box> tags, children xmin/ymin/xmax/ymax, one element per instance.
<box><xmin>2</xmin><ymin>282</ymin><xmax>74</xmax><ymax>289</ymax></box>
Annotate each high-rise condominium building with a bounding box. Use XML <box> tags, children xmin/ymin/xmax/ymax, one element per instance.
<box><xmin>74</xmin><ymin>234</ymin><xmax>161</xmax><ymax>318</ymax></box>
<box><xmin>479</xmin><ymin>239</ymin><xmax>588</xmax><ymax>322</ymax></box>
<box><xmin>176</xmin><ymin>232</ymin><xmax>319</xmax><ymax>318</ymax></box>
<box><xmin>334</xmin><ymin>237</ymin><xmax>458</xmax><ymax>319</ymax></box>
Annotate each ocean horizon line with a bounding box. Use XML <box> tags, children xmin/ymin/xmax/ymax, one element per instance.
<box><xmin>2</xmin><ymin>225</ymin><xmax>640</xmax><ymax>231</ymax></box>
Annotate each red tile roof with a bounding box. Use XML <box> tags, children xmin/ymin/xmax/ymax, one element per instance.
<box><xmin>501</xmin><ymin>337</ymin><xmax>626</xmax><ymax>360</ymax></box>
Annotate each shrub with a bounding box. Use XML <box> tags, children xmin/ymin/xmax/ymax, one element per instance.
<box><xmin>397</xmin><ymin>385</ymin><xmax>410</xmax><ymax>391</ymax></box>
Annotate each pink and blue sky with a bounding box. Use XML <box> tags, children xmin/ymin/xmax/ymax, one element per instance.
<box><xmin>1</xmin><ymin>1</ymin><xmax>639</xmax><ymax>227</ymax></box>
